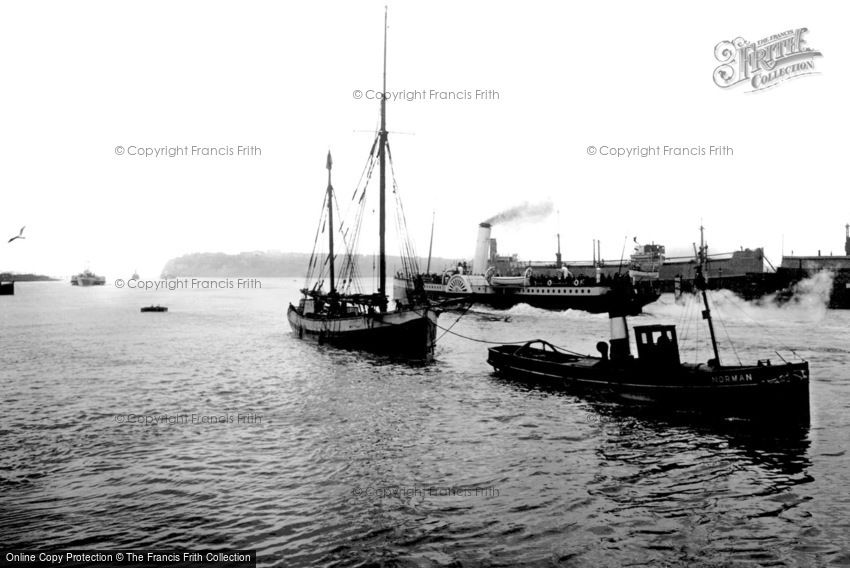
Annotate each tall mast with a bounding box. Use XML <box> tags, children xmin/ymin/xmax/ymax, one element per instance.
<box><xmin>426</xmin><ymin>210</ymin><xmax>435</xmax><ymax>273</ymax></box>
<box><xmin>327</xmin><ymin>151</ymin><xmax>335</xmax><ymax>294</ymax></box>
<box><xmin>377</xmin><ymin>6</ymin><xmax>388</xmax><ymax>310</ymax></box>
<box><xmin>697</xmin><ymin>224</ymin><xmax>721</xmax><ymax>366</ymax></box>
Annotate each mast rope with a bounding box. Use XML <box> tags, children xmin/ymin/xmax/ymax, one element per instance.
<box><xmin>713</xmin><ymin>304</ymin><xmax>743</xmax><ymax>365</ymax></box>
<box><xmin>386</xmin><ymin>142</ymin><xmax>421</xmax><ymax>278</ymax></box>
<box><xmin>399</xmin><ymin>307</ymin><xmax>590</xmax><ymax>355</ymax></box>
<box><xmin>304</xmin><ymin>192</ymin><xmax>330</xmax><ymax>290</ymax></box>
<box><xmin>435</xmin><ymin>302</ymin><xmax>474</xmax><ymax>342</ymax></box>
<box><xmin>437</xmin><ymin>326</ymin><xmax>590</xmax><ymax>355</ymax></box>
<box><xmin>328</xmin><ymin>134</ymin><xmax>381</xmax><ymax>295</ymax></box>
<box><xmin>699</xmin><ymin>289</ymin><xmax>741</xmax><ymax>365</ymax></box>
<box><xmin>695</xmin><ymin>301</ymin><xmax>701</xmax><ymax>365</ymax></box>
<box><xmin>715</xmin><ymin>292</ymin><xmax>806</xmax><ymax>361</ymax></box>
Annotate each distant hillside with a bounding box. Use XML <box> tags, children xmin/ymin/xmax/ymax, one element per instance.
<box><xmin>0</xmin><ymin>272</ymin><xmax>59</xmax><ymax>282</ymax></box>
<box><xmin>160</xmin><ymin>252</ymin><xmax>465</xmax><ymax>278</ymax></box>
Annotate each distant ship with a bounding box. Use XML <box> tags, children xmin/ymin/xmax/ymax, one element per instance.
<box><xmin>394</xmin><ymin>223</ymin><xmax>660</xmax><ymax>315</ymax></box>
<box><xmin>71</xmin><ymin>269</ymin><xmax>106</xmax><ymax>286</ymax></box>
<box><xmin>638</xmin><ymin>224</ymin><xmax>850</xmax><ymax>309</ymax></box>
<box><xmin>130</xmin><ymin>270</ymin><xmax>140</xmax><ymax>281</ymax></box>
<box><xmin>632</xmin><ymin>242</ymin><xmax>799</xmax><ymax>299</ymax></box>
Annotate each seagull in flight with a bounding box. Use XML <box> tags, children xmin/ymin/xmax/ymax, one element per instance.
<box><xmin>8</xmin><ymin>226</ymin><xmax>25</xmax><ymax>243</ymax></box>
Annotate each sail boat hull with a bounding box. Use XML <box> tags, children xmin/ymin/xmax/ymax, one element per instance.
<box><xmin>287</xmin><ymin>304</ymin><xmax>439</xmax><ymax>361</ymax></box>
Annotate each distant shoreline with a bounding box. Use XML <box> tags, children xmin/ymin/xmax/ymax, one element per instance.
<box><xmin>0</xmin><ymin>273</ymin><xmax>60</xmax><ymax>282</ymax></box>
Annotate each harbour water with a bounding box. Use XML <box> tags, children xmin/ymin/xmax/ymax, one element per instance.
<box><xmin>2</xmin><ymin>279</ymin><xmax>849</xmax><ymax>566</ymax></box>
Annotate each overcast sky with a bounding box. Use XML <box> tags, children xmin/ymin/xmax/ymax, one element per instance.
<box><xmin>1</xmin><ymin>1</ymin><xmax>845</xmax><ymax>278</ymax></box>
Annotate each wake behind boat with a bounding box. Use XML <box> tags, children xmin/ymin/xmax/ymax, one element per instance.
<box><xmin>287</xmin><ymin>10</ymin><xmax>439</xmax><ymax>361</ymax></box>
<box><xmin>487</xmin><ymin>229</ymin><xmax>810</xmax><ymax>417</ymax></box>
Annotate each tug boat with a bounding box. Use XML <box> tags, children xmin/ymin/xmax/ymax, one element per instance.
<box><xmin>487</xmin><ymin>232</ymin><xmax>810</xmax><ymax>417</ymax></box>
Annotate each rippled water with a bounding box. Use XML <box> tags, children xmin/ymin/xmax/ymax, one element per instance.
<box><xmin>2</xmin><ymin>279</ymin><xmax>850</xmax><ymax>566</ymax></box>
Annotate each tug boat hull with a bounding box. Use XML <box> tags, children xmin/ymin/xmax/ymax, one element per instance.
<box><xmin>487</xmin><ymin>341</ymin><xmax>809</xmax><ymax>417</ymax></box>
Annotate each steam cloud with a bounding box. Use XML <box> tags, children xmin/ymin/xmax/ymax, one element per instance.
<box><xmin>645</xmin><ymin>270</ymin><xmax>833</xmax><ymax>325</ymax></box>
<box><xmin>483</xmin><ymin>199</ymin><xmax>554</xmax><ymax>226</ymax></box>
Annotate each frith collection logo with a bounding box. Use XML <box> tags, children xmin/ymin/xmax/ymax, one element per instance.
<box><xmin>713</xmin><ymin>28</ymin><xmax>822</xmax><ymax>92</ymax></box>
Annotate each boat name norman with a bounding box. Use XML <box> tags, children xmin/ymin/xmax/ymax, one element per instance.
<box><xmin>712</xmin><ymin>373</ymin><xmax>753</xmax><ymax>384</ymax></box>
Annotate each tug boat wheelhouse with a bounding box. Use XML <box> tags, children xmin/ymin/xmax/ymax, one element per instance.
<box><xmin>287</xmin><ymin>10</ymin><xmax>439</xmax><ymax>361</ymax></box>
<box><xmin>487</xmin><ymin>231</ymin><xmax>810</xmax><ymax>417</ymax></box>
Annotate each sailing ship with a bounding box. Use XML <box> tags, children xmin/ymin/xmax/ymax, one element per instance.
<box><xmin>486</xmin><ymin>227</ymin><xmax>810</xmax><ymax>417</ymax></box>
<box><xmin>287</xmin><ymin>10</ymin><xmax>439</xmax><ymax>361</ymax></box>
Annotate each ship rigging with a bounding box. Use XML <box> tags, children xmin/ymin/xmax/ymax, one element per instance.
<box><xmin>287</xmin><ymin>9</ymin><xmax>440</xmax><ymax>361</ymax></box>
